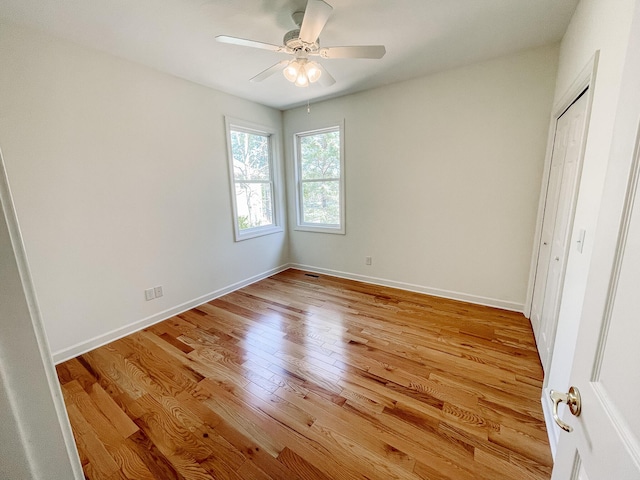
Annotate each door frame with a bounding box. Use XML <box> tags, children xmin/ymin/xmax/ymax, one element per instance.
<box><xmin>524</xmin><ymin>53</ymin><xmax>599</xmax><ymax>366</ymax></box>
<box><xmin>0</xmin><ymin>148</ymin><xmax>84</xmax><ymax>478</ymax></box>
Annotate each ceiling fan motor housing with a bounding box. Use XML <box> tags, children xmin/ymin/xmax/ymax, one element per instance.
<box><xmin>283</xmin><ymin>28</ymin><xmax>319</xmax><ymax>53</ymax></box>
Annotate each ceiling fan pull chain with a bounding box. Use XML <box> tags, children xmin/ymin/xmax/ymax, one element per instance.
<box><xmin>307</xmin><ymin>99</ymin><xmax>311</xmax><ymax>114</ymax></box>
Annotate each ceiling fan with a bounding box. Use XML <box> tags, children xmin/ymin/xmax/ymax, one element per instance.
<box><xmin>216</xmin><ymin>0</ymin><xmax>386</xmax><ymax>87</ymax></box>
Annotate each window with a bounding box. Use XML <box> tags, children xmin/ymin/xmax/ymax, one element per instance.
<box><xmin>225</xmin><ymin>117</ymin><xmax>282</xmax><ymax>241</ymax></box>
<box><xmin>294</xmin><ymin>122</ymin><xmax>345</xmax><ymax>234</ymax></box>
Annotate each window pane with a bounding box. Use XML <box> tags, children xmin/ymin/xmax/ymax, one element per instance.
<box><xmin>301</xmin><ymin>180</ymin><xmax>340</xmax><ymax>225</ymax></box>
<box><xmin>235</xmin><ymin>182</ymin><xmax>273</xmax><ymax>230</ymax></box>
<box><xmin>231</xmin><ymin>131</ymin><xmax>270</xmax><ymax>181</ymax></box>
<box><xmin>300</xmin><ymin>130</ymin><xmax>340</xmax><ymax>180</ymax></box>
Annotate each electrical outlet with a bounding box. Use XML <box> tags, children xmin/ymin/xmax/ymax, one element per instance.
<box><xmin>144</xmin><ymin>288</ymin><xmax>155</xmax><ymax>301</ymax></box>
<box><xmin>365</xmin><ymin>256</ymin><xmax>372</xmax><ymax>265</ymax></box>
<box><xmin>154</xmin><ymin>285</ymin><xmax>163</xmax><ymax>298</ymax></box>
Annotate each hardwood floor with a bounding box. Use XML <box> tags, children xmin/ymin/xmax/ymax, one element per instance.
<box><xmin>56</xmin><ymin>269</ymin><xmax>552</xmax><ymax>480</ymax></box>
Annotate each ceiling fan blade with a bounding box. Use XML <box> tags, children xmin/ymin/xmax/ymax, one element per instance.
<box><xmin>318</xmin><ymin>65</ymin><xmax>336</xmax><ymax>87</ymax></box>
<box><xmin>250</xmin><ymin>60</ymin><xmax>290</xmax><ymax>82</ymax></box>
<box><xmin>216</xmin><ymin>35</ymin><xmax>284</xmax><ymax>52</ymax></box>
<box><xmin>299</xmin><ymin>0</ymin><xmax>333</xmax><ymax>44</ymax></box>
<box><xmin>320</xmin><ymin>45</ymin><xmax>386</xmax><ymax>59</ymax></box>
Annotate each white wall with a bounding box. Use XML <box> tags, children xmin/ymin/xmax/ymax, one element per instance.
<box><xmin>0</xmin><ymin>23</ymin><xmax>288</xmax><ymax>360</ymax></box>
<box><xmin>541</xmin><ymin>0</ymin><xmax>636</xmax><ymax>452</ymax></box>
<box><xmin>283</xmin><ymin>44</ymin><xmax>559</xmax><ymax>311</ymax></box>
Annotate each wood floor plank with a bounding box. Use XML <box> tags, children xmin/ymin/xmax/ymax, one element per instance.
<box><xmin>65</xmin><ymin>402</ymin><xmax>120</xmax><ymax>478</ymax></box>
<box><xmin>275</xmin><ymin>447</ymin><xmax>333</xmax><ymax>480</ymax></box>
<box><xmin>57</xmin><ymin>268</ymin><xmax>552</xmax><ymax>479</ymax></box>
<box><xmin>110</xmin><ymin>444</ymin><xmax>157</xmax><ymax>480</ymax></box>
<box><xmin>125</xmin><ymin>430</ymin><xmax>185</xmax><ymax>480</ymax></box>
<box><xmin>132</xmin><ymin>393</ymin><xmax>213</xmax><ymax>462</ymax></box>
<box><xmin>87</xmin><ymin>382</ymin><xmax>140</xmax><ymax>439</ymax></box>
<box><xmin>212</xmin><ymin>418</ymin><xmax>304</xmax><ymax>480</ymax></box>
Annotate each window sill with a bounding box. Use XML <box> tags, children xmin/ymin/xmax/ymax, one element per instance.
<box><xmin>235</xmin><ymin>225</ymin><xmax>284</xmax><ymax>242</ymax></box>
<box><xmin>294</xmin><ymin>225</ymin><xmax>345</xmax><ymax>235</ymax></box>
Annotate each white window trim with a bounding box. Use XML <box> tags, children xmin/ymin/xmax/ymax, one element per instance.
<box><xmin>225</xmin><ymin>116</ymin><xmax>283</xmax><ymax>241</ymax></box>
<box><xmin>293</xmin><ymin>120</ymin><xmax>345</xmax><ymax>235</ymax></box>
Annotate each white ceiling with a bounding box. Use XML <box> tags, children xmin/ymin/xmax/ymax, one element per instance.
<box><xmin>0</xmin><ymin>0</ymin><xmax>578</xmax><ymax>110</ymax></box>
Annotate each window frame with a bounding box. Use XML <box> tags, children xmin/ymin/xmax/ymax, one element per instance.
<box><xmin>225</xmin><ymin>116</ymin><xmax>283</xmax><ymax>241</ymax></box>
<box><xmin>293</xmin><ymin>121</ymin><xmax>345</xmax><ymax>234</ymax></box>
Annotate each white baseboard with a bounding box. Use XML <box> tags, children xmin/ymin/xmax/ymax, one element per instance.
<box><xmin>52</xmin><ymin>264</ymin><xmax>290</xmax><ymax>364</ymax></box>
<box><xmin>289</xmin><ymin>263</ymin><xmax>525</xmax><ymax>313</ymax></box>
<box><xmin>53</xmin><ymin>262</ymin><xmax>525</xmax><ymax>364</ymax></box>
<box><xmin>541</xmin><ymin>389</ymin><xmax>559</xmax><ymax>459</ymax></box>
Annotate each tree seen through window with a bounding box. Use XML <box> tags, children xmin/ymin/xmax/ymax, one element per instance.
<box><xmin>230</xmin><ymin>129</ymin><xmax>274</xmax><ymax>230</ymax></box>
<box><xmin>298</xmin><ymin>129</ymin><xmax>341</xmax><ymax>226</ymax></box>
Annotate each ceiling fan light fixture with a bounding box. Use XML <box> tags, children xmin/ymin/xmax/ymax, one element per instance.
<box><xmin>283</xmin><ymin>60</ymin><xmax>300</xmax><ymax>82</ymax></box>
<box><xmin>306</xmin><ymin>61</ymin><xmax>322</xmax><ymax>83</ymax></box>
<box><xmin>295</xmin><ymin>68</ymin><xmax>310</xmax><ymax>87</ymax></box>
<box><xmin>285</xmin><ymin>59</ymin><xmax>322</xmax><ymax>87</ymax></box>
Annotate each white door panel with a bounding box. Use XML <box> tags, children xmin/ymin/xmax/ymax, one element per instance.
<box><xmin>553</xmin><ymin>153</ymin><xmax>640</xmax><ymax>477</ymax></box>
<box><xmin>531</xmin><ymin>91</ymin><xmax>589</xmax><ymax>372</ymax></box>
<box><xmin>551</xmin><ymin>2</ymin><xmax>640</xmax><ymax>477</ymax></box>
<box><xmin>597</xmin><ymin>215</ymin><xmax>640</xmax><ymax>435</ymax></box>
<box><xmin>540</xmin><ymin>97</ymin><xmax>586</xmax><ymax>366</ymax></box>
<box><xmin>530</xmin><ymin>117</ymin><xmax>568</xmax><ymax>337</ymax></box>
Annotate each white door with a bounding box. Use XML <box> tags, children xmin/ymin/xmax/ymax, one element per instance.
<box><xmin>530</xmin><ymin>105</ymin><xmax>569</xmax><ymax>338</ymax></box>
<box><xmin>531</xmin><ymin>90</ymin><xmax>589</xmax><ymax>372</ymax></box>
<box><xmin>550</xmin><ymin>5</ymin><xmax>640</xmax><ymax>477</ymax></box>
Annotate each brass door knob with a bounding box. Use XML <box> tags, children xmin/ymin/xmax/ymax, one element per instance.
<box><xmin>549</xmin><ymin>386</ymin><xmax>581</xmax><ymax>432</ymax></box>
